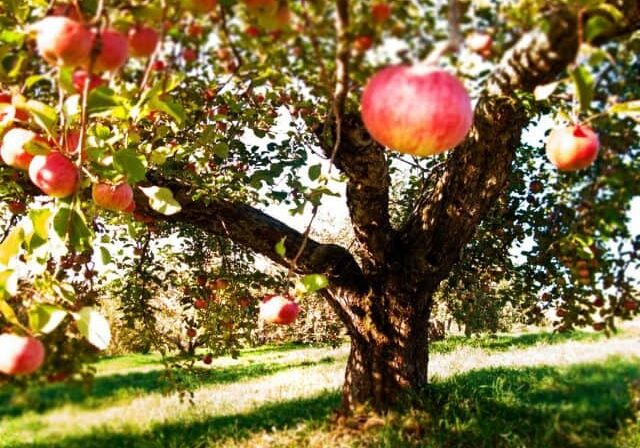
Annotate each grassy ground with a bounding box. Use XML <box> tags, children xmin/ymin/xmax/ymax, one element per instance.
<box><xmin>0</xmin><ymin>327</ymin><xmax>639</xmax><ymax>448</ymax></box>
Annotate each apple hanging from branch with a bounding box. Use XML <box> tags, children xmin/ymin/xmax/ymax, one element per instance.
<box><xmin>0</xmin><ymin>334</ymin><xmax>45</xmax><ymax>376</ymax></box>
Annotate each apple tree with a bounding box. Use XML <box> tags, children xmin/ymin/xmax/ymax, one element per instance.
<box><xmin>0</xmin><ymin>0</ymin><xmax>639</xmax><ymax>411</ymax></box>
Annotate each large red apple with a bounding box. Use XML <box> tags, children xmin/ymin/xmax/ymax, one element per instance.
<box><xmin>29</xmin><ymin>152</ymin><xmax>79</xmax><ymax>198</ymax></box>
<box><xmin>128</xmin><ymin>25</ymin><xmax>159</xmax><ymax>58</ymax></box>
<box><xmin>92</xmin><ymin>182</ymin><xmax>134</xmax><ymax>212</ymax></box>
<box><xmin>32</xmin><ymin>17</ymin><xmax>92</xmax><ymax>67</ymax></box>
<box><xmin>182</xmin><ymin>0</ymin><xmax>218</xmax><ymax>13</ymax></box>
<box><xmin>259</xmin><ymin>294</ymin><xmax>299</xmax><ymax>325</ymax></box>
<box><xmin>361</xmin><ymin>65</ymin><xmax>473</xmax><ymax>156</ymax></box>
<box><xmin>92</xmin><ymin>29</ymin><xmax>129</xmax><ymax>72</ymax></box>
<box><xmin>545</xmin><ymin>125</ymin><xmax>600</xmax><ymax>171</ymax></box>
<box><xmin>1</xmin><ymin>128</ymin><xmax>50</xmax><ymax>170</ymax></box>
<box><xmin>0</xmin><ymin>334</ymin><xmax>45</xmax><ymax>376</ymax></box>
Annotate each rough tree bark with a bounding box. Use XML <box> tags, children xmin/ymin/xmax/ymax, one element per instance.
<box><xmin>136</xmin><ymin>1</ymin><xmax>639</xmax><ymax>411</ymax></box>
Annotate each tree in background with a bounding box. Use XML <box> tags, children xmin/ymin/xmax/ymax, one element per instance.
<box><xmin>0</xmin><ymin>0</ymin><xmax>638</xmax><ymax>411</ymax></box>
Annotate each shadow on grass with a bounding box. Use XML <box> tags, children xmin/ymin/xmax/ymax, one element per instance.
<box><xmin>431</xmin><ymin>330</ymin><xmax>602</xmax><ymax>355</ymax></box>
<box><xmin>408</xmin><ymin>356</ymin><xmax>640</xmax><ymax>448</ymax></box>
<box><xmin>8</xmin><ymin>391</ymin><xmax>342</xmax><ymax>448</ymax></box>
<box><xmin>0</xmin><ymin>356</ymin><xmax>336</xmax><ymax>419</ymax></box>
<box><xmin>7</xmin><ymin>356</ymin><xmax>640</xmax><ymax>448</ymax></box>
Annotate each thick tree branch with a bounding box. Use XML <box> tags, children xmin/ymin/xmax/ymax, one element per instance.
<box><xmin>146</xmin><ymin>190</ymin><xmax>370</xmax><ymax>298</ymax></box>
<box><xmin>402</xmin><ymin>2</ymin><xmax>640</xmax><ymax>288</ymax></box>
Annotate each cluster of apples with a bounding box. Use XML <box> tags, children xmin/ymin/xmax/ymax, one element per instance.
<box><xmin>33</xmin><ymin>10</ymin><xmax>159</xmax><ymax>72</ymax></box>
<box><xmin>0</xmin><ymin>123</ymin><xmax>135</xmax><ymax>211</ymax></box>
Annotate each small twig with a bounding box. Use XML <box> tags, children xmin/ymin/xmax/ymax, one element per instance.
<box><xmin>288</xmin><ymin>0</ymin><xmax>350</xmax><ymax>276</ymax></box>
<box><xmin>219</xmin><ymin>4</ymin><xmax>243</xmax><ymax>70</ymax></box>
<box><xmin>140</xmin><ymin>0</ymin><xmax>168</xmax><ymax>92</ymax></box>
<box><xmin>424</xmin><ymin>0</ymin><xmax>462</xmax><ymax>65</ymax></box>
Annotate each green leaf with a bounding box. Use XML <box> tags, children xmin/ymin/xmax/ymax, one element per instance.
<box><xmin>296</xmin><ymin>274</ymin><xmax>329</xmax><ymax>295</ymax></box>
<box><xmin>27</xmin><ymin>208</ymin><xmax>51</xmax><ymax>250</ymax></box>
<box><xmin>73</xmin><ymin>307</ymin><xmax>111</xmax><ymax>350</ymax></box>
<box><xmin>0</xmin><ymin>225</ymin><xmax>24</xmax><ymax>266</ymax></box>
<box><xmin>0</xmin><ymin>299</ymin><xmax>19</xmax><ymax>326</ymax></box>
<box><xmin>99</xmin><ymin>246</ymin><xmax>112</xmax><ymax>265</ymax></box>
<box><xmin>585</xmin><ymin>16</ymin><xmax>614</xmax><ymax>42</ymax></box>
<box><xmin>213</xmin><ymin>142</ymin><xmax>230</xmax><ymax>159</ymax></box>
<box><xmin>308</xmin><ymin>164</ymin><xmax>322</xmax><ymax>181</ymax></box>
<box><xmin>0</xmin><ymin>269</ymin><xmax>18</xmax><ymax>297</ymax></box>
<box><xmin>148</xmin><ymin>96</ymin><xmax>186</xmax><ymax>127</ymax></box>
<box><xmin>26</xmin><ymin>99</ymin><xmax>58</xmax><ymax>134</ymax></box>
<box><xmin>275</xmin><ymin>237</ymin><xmax>287</xmax><ymax>258</ymax></box>
<box><xmin>609</xmin><ymin>101</ymin><xmax>640</xmax><ymax>117</ymax></box>
<box><xmin>28</xmin><ymin>304</ymin><xmax>67</xmax><ymax>334</ymax></box>
<box><xmin>139</xmin><ymin>186</ymin><xmax>182</xmax><ymax>215</ymax></box>
<box><xmin>53</xmin><ymin>205</ymin><xmax>93</xmax><ymax>252</ymax></box>
<box><xmin>569</xmin><ymin>66</ymin><xmax>594</xmax><ymax>113</ymax></box>
<box><xmin>87</xmin><ymin>87</ymin><xmax>121</xmax><ymax>114</ymax></box>
<box><xmin>114</xmin><ymin>148</ymin><xmax>147</xmax><ymax>183</ymax></box>
<box><xmin>24</xmin><ymin>74</ymin><xmax>53</xmax><ymax>90</ymax></box>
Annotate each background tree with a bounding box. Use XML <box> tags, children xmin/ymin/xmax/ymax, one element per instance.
<box><xmin>0</xmin><ymin>0</ymin><xmax>638</xmax><ymax>412</ymax></box>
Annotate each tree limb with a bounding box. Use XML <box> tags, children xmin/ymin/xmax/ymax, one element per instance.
<box><xmin>402</xmin><ymin>1</ymin><xmax>640</xmax><ymax>289</ymax></box>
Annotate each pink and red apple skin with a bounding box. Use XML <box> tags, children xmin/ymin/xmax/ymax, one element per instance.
<box><xmin>0</xmin><ymin>334</ymin><xmax>45</xmax><ymax>376</ymax></box>
<box><xmin>92</xmin><ymin>182</ymin><xmax>134</xmax><ymax>212</ymax></box>
<box><xmin>259</xmin><ymin>295</ymin><xmax>300</xmax><ymax>325</ymax></box>
<box><xmin>33</xmin><ymin>17</ymin><xmax>93</xmax><ymax>67</ymax></box>
<box><xmin>92</xmin><ymin>30</ymin><xmax>129</xmax><ymax>72</ymax></box>
<box><xmin>29</xmin><ymin>152</ymin><xmax>79</xmax><ymax>198</ymax></box>
<box><xmin>1</xmin><ymin>128</ymin><xmax>50</xmax><ymax>170</ymax></box>
<box><xmin>72</xmin><ymin>70</ymin><xmax>106</xmax><ymax>93</ymax></box>
<box><xmin>128</xmin><ymin>26</ymin><xmax>159</xmax><ymax>58</ymax></box>
<box><xmin>361</xmin><ymin>65</ymin><xmax>473</xmax><ymax>156</ymax></box>
<box><xmin>545</xmin><ymin>125</ymin><xmax>600</xmax><ymax>171</ymax></box>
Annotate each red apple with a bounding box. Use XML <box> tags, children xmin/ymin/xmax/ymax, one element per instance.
<box><xmin>152</xmin><ymin>60</ymin><xmax>166</xmax><ymax>71</ymax></box>
<box><xmin>238</xmin><ymin>297</ymin><xmax>251</xmax><ymax>308</ymax></box>
<box><xmin>187</xmin><ymin>23</ymin><xmax>203</xmax><ymax>38</ymax></box>
<box><xmin>0</xmin><ymin>334</ymin><xmax>45</xmax><ymax>376</ymax></box>
<box><xmin>128</xmin><ymin>25</ymin><xmax>159</xmax><ymax>58</ymax></box>
<box><xmin>72</xmin><ymin>70</ymin><xmax>106</xmax><ymax>93</ymax></box>
<box><xmin>372</xmin><ymin>3</ymin><xmax>391</xmax><ymax>23</ymax></box>
<box><xmin>1</xmin><ymin>128</ymin><xmax>50</xmax><ymax>170</ymax></box>
<box><xmin>183</xmin><ymin>48</ymin><xmax>197</xmax><ymax>63</ymax></box>
<box><xmin>466</xmin><ymin>32</ymin><xmax>492</xmax><ymax>54</ymax></box>
<box><xmin>545</xmin><ymin>125</ymin><xmax>600</xmax><ymax>171</ymax></box>
<box><xmin>92</xmin><ymin>182</ymin><xmax>134</xmax><ymax>212</ymax></box>
<box><xmin>361</xmin><ymin>65</ymin><xmax>473</xmax><ymax>156</ymax></box>
<box><xmin>354</xmin><ymin>35</ymin><xmax>374</xmax><ymax>52</ymax></box>
<box><xmin>63</xmin><ymin>130</ymin><xmax>88</xmax><ymax>161</ymax></box>
<box><xmin>245</xmin><ymin>26</ymin><xmax>261</xmax><ymax>38</ymax></box>
<box><xmin>623</xmin><ymin>300</ymin><xmax>638</xmax><ymax>311</ymax></box>
<box><xmin>202</xmin><ymin>354</ymin><xmax>213</xmax><ymax>364</ymax></box>
<box><xmin>29</xmin><ymin>152</ymin><xmax>79</xmax><ymax>198</ymax></box>
<box><xmin>194</xmin><ymin>298</ymin><xmax>207</xmax><ymax>309</ymax></box>
<box><xmin>32</xmin><ymin>17</ymin><xmax>93</xmax><ymax>67</ymax></box>
<box><xmin>213</xmin><ymin>278</ymin><xmax>229</xmax><ymax>290</ymax></box>
<box><xmin>7</xmin><ymin>200</ymin><xmax>26</xmax><ymax>214</ymax></box>
<box><xmin>259</xmin><ymin>294</ymin><xmax>299</xmax><ymax>325</ymax></box>
<box><xmin>9</xmin><ymin>94</ymin><xmax>30</xmax><ymax>122</ymax></box>
<box><xmin>182</xmin><ymin>0</ymin><xmax>218</xmax><ymax>14</ymax></box>
<box><xmin>186</xmin><ymin>328</ymin><xmax>197</xmax><ymax>338</ymax></box>
<box><xmin>92</xmin><ymin>29</ymin><xmax>129</xmax><ymax>72</ymax></box>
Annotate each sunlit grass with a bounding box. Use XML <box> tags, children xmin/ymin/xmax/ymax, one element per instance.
<box><xmin>1</xmin><ymin>327</ymin><xmax>638</xmax><ymax>448</ymax></box>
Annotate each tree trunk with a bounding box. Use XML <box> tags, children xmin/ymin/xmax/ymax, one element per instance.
<box><xmin>341</xmin><ymin>286</ymin><xmax>433</xmax><ymax>411</ymax></box>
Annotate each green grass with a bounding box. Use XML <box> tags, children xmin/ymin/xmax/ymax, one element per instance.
<box><xmin>0</xmin><ymin>328</ymin><xmax>638</xmax><ymax>448</ymax></box>
<box><xmin>429</xmin><ymin>329</ymin><xmax>604</xmax><ymax>354</ymax></box>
